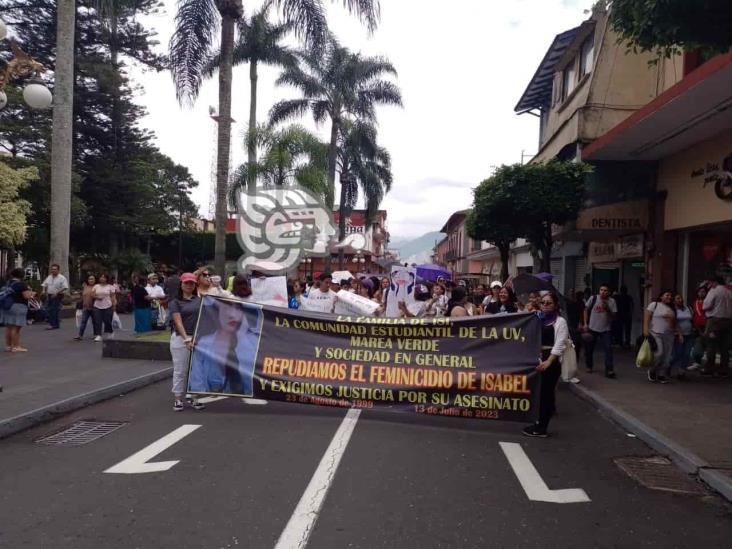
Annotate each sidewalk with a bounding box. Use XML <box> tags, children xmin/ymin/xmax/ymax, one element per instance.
<box><xmin>568</xmin><ymin>347</ymin><xmax>732</xmax><ymax>501</ymax></box>
<box><xmin>0</xmin><ymin>316</ymin><xmax>171</xmax><ymax>439</ymax></box>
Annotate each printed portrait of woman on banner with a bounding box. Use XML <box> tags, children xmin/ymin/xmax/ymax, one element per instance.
<box><xmin>188</xmin><ymin>296</ymin><xmax>262</xmax><ymax>396</ymax></box>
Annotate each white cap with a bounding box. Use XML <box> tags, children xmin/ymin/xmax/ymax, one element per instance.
<box><xmin>490</xmin><ymin>281</ymin><xmax>502</xmax><ymax>289</ymax></box>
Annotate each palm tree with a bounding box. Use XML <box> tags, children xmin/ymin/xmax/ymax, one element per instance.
<box><xmin>205</xmin><ymin>2</ymin><xmax>298</xmax><ymax>194</ymax></box>
<box><xmin>228</xmin><ymin>124</ymin><xmax>327</xmax><ymax>208</ymax></box>
<box><xmin>335</xmin><ymin>120</ymin><xmax>391</xmax><ymax>268</ymax></box>
<box><xmin>49</xmin><ymin>0</ymin><xmax>76</xmax><ymax>274</ymax></box>
<box><xmin>169</xmin><ymin>0</ymin><xmax>381</xmax><ymax>277</ymax></box>
<box><xmin>269</xmin><ymin>40</ymin><xmax>402</xmax><ymax>212</ymax></box>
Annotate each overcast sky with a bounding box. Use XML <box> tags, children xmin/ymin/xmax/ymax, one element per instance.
<box><xmin>132</xmin><ymin>0</ymin><xmax>593</xmax><ymax>240</ymax></box>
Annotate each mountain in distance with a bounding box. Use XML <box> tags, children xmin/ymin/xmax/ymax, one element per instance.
<box><xmin>391</xmin><ymin>231</ymin><xmax>444</xmax><ymax>264</ymax></box>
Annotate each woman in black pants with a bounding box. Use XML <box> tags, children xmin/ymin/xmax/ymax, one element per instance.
<box><xmin>523</xmin><ymin>292</ymin><xmax>569</xmax><ymax>438</ymax></box>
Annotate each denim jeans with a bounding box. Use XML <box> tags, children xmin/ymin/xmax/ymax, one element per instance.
<box><xmin>585</xmin><ymin>330</ymin><xmax>614</xmax><ymax>373</ymax></box>
<box><xmin>78</xmin><ymin>309</ymin><xmax>96</xmax><ymax>337</ymax></box>
<box><xmin>47</xmin><ymin>295</ymin><xmax>62</xmax><ymax>328</ymax></box>
<box><xmin>671</xmin><ymin>334</ymin><xmax>695</xmax><ymax>373</ymax></box>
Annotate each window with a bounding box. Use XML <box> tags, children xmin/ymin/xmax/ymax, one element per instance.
<box><xmin>562</xmin><ymin>62</ymin><xmax>576</xmax><ymax>101</ymax></box>
<box><xmin>580</xmin><ymin>37</ymin><xmax>594</xmax><ymax>76</ymax></box>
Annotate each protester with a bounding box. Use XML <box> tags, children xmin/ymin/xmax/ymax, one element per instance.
<box><xmin>232</xmin><ymin>275</ymin><xmax>253</xmax><ymax>301</ymax></box>
<box><xmin>671</xmin><ymin>294</ymin><xmax>694</xmax><ymax>380</ymax></box>
<box><xmin>2</xmin><ymin>268</ymin><xmax>34</xmax><ymax>352</ymax></box>
<box><xmin>164</xmin><ymin>269</ymin><xmax>181</xmax><ymax>302</ymax></box>
<box><xmin>582</xmin><ymin>285</ymin><xmax>617</xmax><ymax>378</ymax></box>
<box><xmin>485</xmin><ymin>287</ymin><xmax>518</xmax><ymax>315</ymax></box>
<box><xmin>482</xmin><ymin>281</ymin><xmax>502</xmax><ymax>308</ymax></box>
<box><xmin>195</xmin><ymin>268</ymin><xmax>233</xmax><ymax>298</ymax></box>
<box><xmin>288</xmin><ymin>280</ymin><xmax>304</xmax><ymax>309</ymax></box>
<box><xmin>169</xmin><ymin>272</ymin><xmax>204</xmax><ymax>412</ymax></box>
<box><xmin>423</xmin><ymin>283</ymin><xmax>448</xmax><ymax>318</ymax></box>
<box><xmin>471</xmin><ymin>284</ymin><xmax>486</xmax><ymax>311</ymax></box>
<box><xmin>306</xmin><ymin>273</ymin><xmax>338</xmax><ymax>313</ymax></box>
<box><xmin>398</xmin><ymin>284</ymin><xmax>431</xmax><ymax>318</ymax></box>
<box><xmin>132</xmin><ymin>276</ymin><xmax>152</xmax><ymax>334</ymax></box>
<box><xmin>41</xmin><ymin>263</ymin><xmax>69</xmax><ymax>330</ymax></box>
<box><xmin>74</xmin><ymin>275</ymin><xmax>97</xmax><ymax>340</ymax></box>
<box><xmin>702</xmin><ymin>276</ymin><xmax>732</xmax><ymax>377</ymax></box>
<box><xmin>565</xmin><ymin>290</ymin><xmax>585</xmax><ymax>362</ymax></box>
<box><xmin>525</xmin><ymin>292</ymin><xmax>540</xmax><ymax>313</ymax></box>
<box><xmin>614</xmin><ymin>285</ymin><xmax>634</xmax><ymax>347</ymax></box>
<box><xmin>379</xmin><ymin>277</ymin><xmax>390</xmax><ymax>305</ymax></box>
<box><xmin>643</xmin><ymin>290</ymin><xmax>679</xmax><ymax>384</ymax></box>
<box><xmin>91</xmin><ymin>274</ymin><xmax>116</xmax><ymax>341</ymax></box>
<box><xmin>447</xmin><ymin>286</ymin><xmax>470</xmax><ymax>317</ymax></box>
<box><xmin>523</xmin><ymin>292</ymin><xmax>568</xmax><ymax>438</ymax></box>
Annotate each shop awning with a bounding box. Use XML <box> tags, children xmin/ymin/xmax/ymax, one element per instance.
<box><xmin>582</xmin><ymin>53</ymin><xmax>732</xmax><ymax>161</ymax></box>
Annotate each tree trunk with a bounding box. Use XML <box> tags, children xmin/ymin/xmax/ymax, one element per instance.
<box><xmin>498</xmin><ymin>243</ymin><xmax>510</xmax><ymax>282</ymax></box>
<box><xmin>337</xmin><ymin>174</ymin><xmax>348</xmax><ymax>270</ymax></box>
<box><xmin>50</xmin><ymin>0</ymin><xmax>76</xmax><ymax>275</ymax></box>
<box><xmin>214</xmin><ymin>14</ymin><xmax>236</xmax><ymax>277</ymax></box>
<box><xmin>540</xmin><ymin>224</ymin><xmax>553</xmax><ymax>273</ymax></box>
<box><xmin>324</xmin><ymin>119</ymin><xmax>339</xmax><ymax>273</ymax></box>
<box><xmin>110</xmin><ymin>12</ymin><xmax>121</xmax><ymax>163</ymax></box>
<box><xmin>247</xmin><ymin>59</ymin><xmax>257</xmax><ymax>192</ymax></box>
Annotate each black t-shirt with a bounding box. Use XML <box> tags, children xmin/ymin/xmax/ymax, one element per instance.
<box><xmin>10</xmin><ymin>281</ymin><xmax>29</xmax><ymax>304</ymax></box>
<box><xmin>168</xmin><ymin>296</ymin><xmax>201</xmax><ymax>335</ymax></box>
<box><xmin>486</xmin><ymin>301</ymin><xmax>517</xmax><ymax>314</ymax></box>
<box><xmin>132</xmin><ymin>286</ymin><xmax>150</xmax><ymax>309</ymax></box>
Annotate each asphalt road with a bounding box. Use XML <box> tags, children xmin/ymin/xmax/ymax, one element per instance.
<box><xmin>0</xmin><ymin>382</ymin><xmax>729</xmax><ymax>549</ymax></box>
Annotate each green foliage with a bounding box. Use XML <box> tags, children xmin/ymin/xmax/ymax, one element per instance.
<box><xmin>0</xmin><ymin>161</ymin><xmax>38</xmax><ymax>248</ymax></box>
<box><xmin>468</xmin><ymin>161</ymin><xmax>592</xmax><ymax>272</ymax></box>
<box><xmin>606</xmin><ymin>0</ymin><xmax>732</xmax><ymax>58</ymax></box>
<box><xmin>110</xmin><ymin>249</ymin><xmax>154</xmax><ymax>282</ymax></box>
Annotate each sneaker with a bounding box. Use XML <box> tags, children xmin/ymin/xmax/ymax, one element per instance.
<box><xmin>687</xmin><ymin>362</ymin><xmax>701</xmax><ymax>372</ymax></box>
<box><xmin>605</xmin><ymin>372</ymin><xmax>616</xmax><ymax>379</ymax></box>
<box><xmin>93</xmin><ymin>336</ymin><xmax>102</xmax><ymax>342</ymax></box>
<box><xmin>522</xmin><ymin>425</ymin><xmax>548</xmax><ymax>438</ymax></box>
<box><xmin>647</xmin><ymin>370</ymin><xmax>658</xmax><ymax>383</ymax></box>
<box><xmin>191</xmin><ymin>398</ymin><xmax>205</xmax><ymax>411</ymax></box>
<box><xmin>73</xmin><ymin>336</ymin><xmax>82</xmax><ymax>341</ymax></box>
<box><xmin>173</xmin><ymin>399</ymin><xmax>184</xmax><ymax>412</ymax></box>
<box><xmin>657</xmin><ymin>375</ymin><xmax>670</xmax><ymax>384</ymax></box>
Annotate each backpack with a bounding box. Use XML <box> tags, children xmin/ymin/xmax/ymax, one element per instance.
<box><xmin>0</xmin><ymin>284</ymin><xmax>15</xmax><ymax>311</ymax></box>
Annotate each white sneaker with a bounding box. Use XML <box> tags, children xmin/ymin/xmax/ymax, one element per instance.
<box><xmin>688</xmin><ymin>362</ymin><xmax>701</xmax><ymax>371</ymax></box>
<box><xmin>94</xmin><ymin>336</ymin><xmax>102</xmax><ymax>342</ymax></box>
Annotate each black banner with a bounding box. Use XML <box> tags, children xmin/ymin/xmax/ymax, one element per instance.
<box><xmin>188</xmin><ymin>296</ymin><xmax>541</xmax><ymax>422</ymax></box>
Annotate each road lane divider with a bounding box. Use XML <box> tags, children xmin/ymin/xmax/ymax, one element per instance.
<box><xmin>104</xmin><ymin>424</ymin><xmax>201</xmax><ymax>474</ymax></box>
<box><xmin>499</xmin><ymin>442</ymin><xmax>590</xmax><ymax>504</ymax></box>
<box><xmin>274</xmin><ymin>409</ymin><xmax>361</xmax><ymax>549</ymax></box>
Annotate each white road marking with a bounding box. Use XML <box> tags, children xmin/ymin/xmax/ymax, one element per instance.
<box><xmin>104</xmin><ymin>424</ymin><xmax>201</xmax><ymax>474</ymax></box>
<box><xmin>243</xmin><ymin>398</ymin><xmax>267</xmax><ymax>405</ymax></box>
<box><xmin>197</xmin><ymin>396</ymin><xmax>229</xmax><ymax>404</ymax></box>
<box><xmin>274</xmin><ymin>409</ymin><xmax>361</xmax><ymax>549</ymax></box>
<box><xmin>499</xmin><ymin>442</ymin><xmax>590</xmax><ymax>504</ymax></box>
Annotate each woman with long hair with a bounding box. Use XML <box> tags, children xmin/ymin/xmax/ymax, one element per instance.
<box><xmin>169</xmin><ymin>273</ymin><xmax>204</xmax><ymax>412</ymax></box>
<box><xmin>643</xmin><ymin>289</ymin><xmax>680</xmax><ymax>384</ymax></box>
<box><xmin>671</xmin><ymin>293</ymin><xmax>694</xmax><ymax>380</ymax></box>
<box><xmin>447</xmin><ymin>286</ymin><xmax>470</xmax><ymax>317</ymax></box>
<box><xmin>288</xmin><ymin>279</ymin><xmax>304</xmax><ymax>309</ymax></box>
<box><xmin>423</xmin><ymin>283</ymin><xmax>448</xmax><ymax>318</ymax></box>
<box><xmin>74</xmin><ymin>274</ymin><xmax>97</xmax><ymax>340</ymax></box>
<box><xmin>91</xmin><ymin>274</ymin><xmax>116</xmax><ymax>342</ymax></box>
<box><xmin>232</xmin><ymin>274</ymin><xmax>253</xmax><ymax>301</ymax></box>
<box><xmin>485</xmin><ymin>287</ymin><xmax>518</xmax><ymax>315</ymax></box>
<box><xmin>523</xmin><ymin>292</ymin><xmax>569</xmax><ymax>438</ymax></box>
<box><xmin>2</xmin><ymin>268</ymin><xmax>35</xmax><ymax>352</ymax></box>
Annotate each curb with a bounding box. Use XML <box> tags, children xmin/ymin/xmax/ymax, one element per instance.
<box><xmin>568</xmin><ymin>383</ymin><xmax>732</xmax><ymax>502</ymax></box>
<box><xmin>0</xmin><ymin>367</ymin><xmax>172</xmax><ymax>441</ymax></box>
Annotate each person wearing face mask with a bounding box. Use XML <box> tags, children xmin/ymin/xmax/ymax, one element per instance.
<box><xmin>523</xmin><ymin>292</ymin><xmax>568</xmax><ymax>438</ymax></box>
<box><xmin>188</xmin><ymin>298</ymin><xmax>261</xmax><ymax>396</ymax></box>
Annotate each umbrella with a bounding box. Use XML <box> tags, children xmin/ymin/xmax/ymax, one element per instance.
<box><xmin>505</xmin><ymin>273</ymin><xmax>567</xmax><ymax>310</ymax></box>
<box><xmin>416</xmin><ymin>264</ymin><xmax>452</xmax><ymax>282</ymax></box>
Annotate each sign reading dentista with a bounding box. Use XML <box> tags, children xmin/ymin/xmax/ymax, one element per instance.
<box><xmin>575</xmin><ymin>200</ymin><xmax>649</xmax><ymax>232</ymax></box>
<box><xmin>188</xmin><ymin>296</ymin><xmax>541</xmax><ymax>422</ymax></box>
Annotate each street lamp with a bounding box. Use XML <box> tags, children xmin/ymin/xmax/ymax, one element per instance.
<box><xmin>0</xmin><ymin>19</ymin><xmax>53</xmax><ymax>111</ymax></box>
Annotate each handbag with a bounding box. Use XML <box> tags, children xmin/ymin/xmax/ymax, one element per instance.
<box><xmin>561</xmin><ymin>339</ymin><xmax>578</xmax><ymax>381</ymax></box>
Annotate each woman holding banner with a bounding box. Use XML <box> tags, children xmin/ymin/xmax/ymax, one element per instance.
<box><xmin>523</xmin><ymin>292</ymin><xmax>568</xmax><ymax>438</ymax></box>
<box><xmin>169</xmin><ymin>273</ymin><xmax>204</xmax><ymax>412</ymax></box>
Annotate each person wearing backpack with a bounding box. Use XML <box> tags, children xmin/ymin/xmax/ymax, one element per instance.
<box><xmin>1</xmin><ymin>268</ymin><xmax>36</xmax><ymax>353</ymax></box>
<box><xmin>581</xmin><ymin>284</ymin><xmax>617</xmax><ymax>378</ymax></box>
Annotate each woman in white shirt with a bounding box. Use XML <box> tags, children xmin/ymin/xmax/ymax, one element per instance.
<box><xmin>643</xmin><ymin>290</ymin><xmax>681</xmax><ymax>384</ymax></box>
<box><xmin>523</xmin><ymin>292</ymin><xmax>569</xmax><ymax>438</ymax></box>
<box><xmin>92</xmin><ymin>274</ymin><xmax>117</xmax><ymax>341</ymax></box>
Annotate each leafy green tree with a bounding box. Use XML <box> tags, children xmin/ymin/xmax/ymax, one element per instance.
<box><xmin>605</xmin><ymin>0</ymin><xmax>732</xmax><ymax>58</ymax></box>
<box><xmin>229</xmin><ymin>124</ymin><xmax>327</xmax><ymax>208</ymax></box>
<box><xmin>269</xmin><ymin>38</ymin><xmax>402</xmax><ymax>210</ymax></box>
<box><xmin>170</xmin><ymin>0</ymin><xmax>381</xmax><ymax>277</ymax></box>
<box><xmin>0</xmin><ymin>161</ymin><xmax>37</xmax><ymax>248</ymax></box>
<box><xmin>468</xmin><ymin>161</ymin><xmax>591</xmax><ymax>275</ymax></box>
